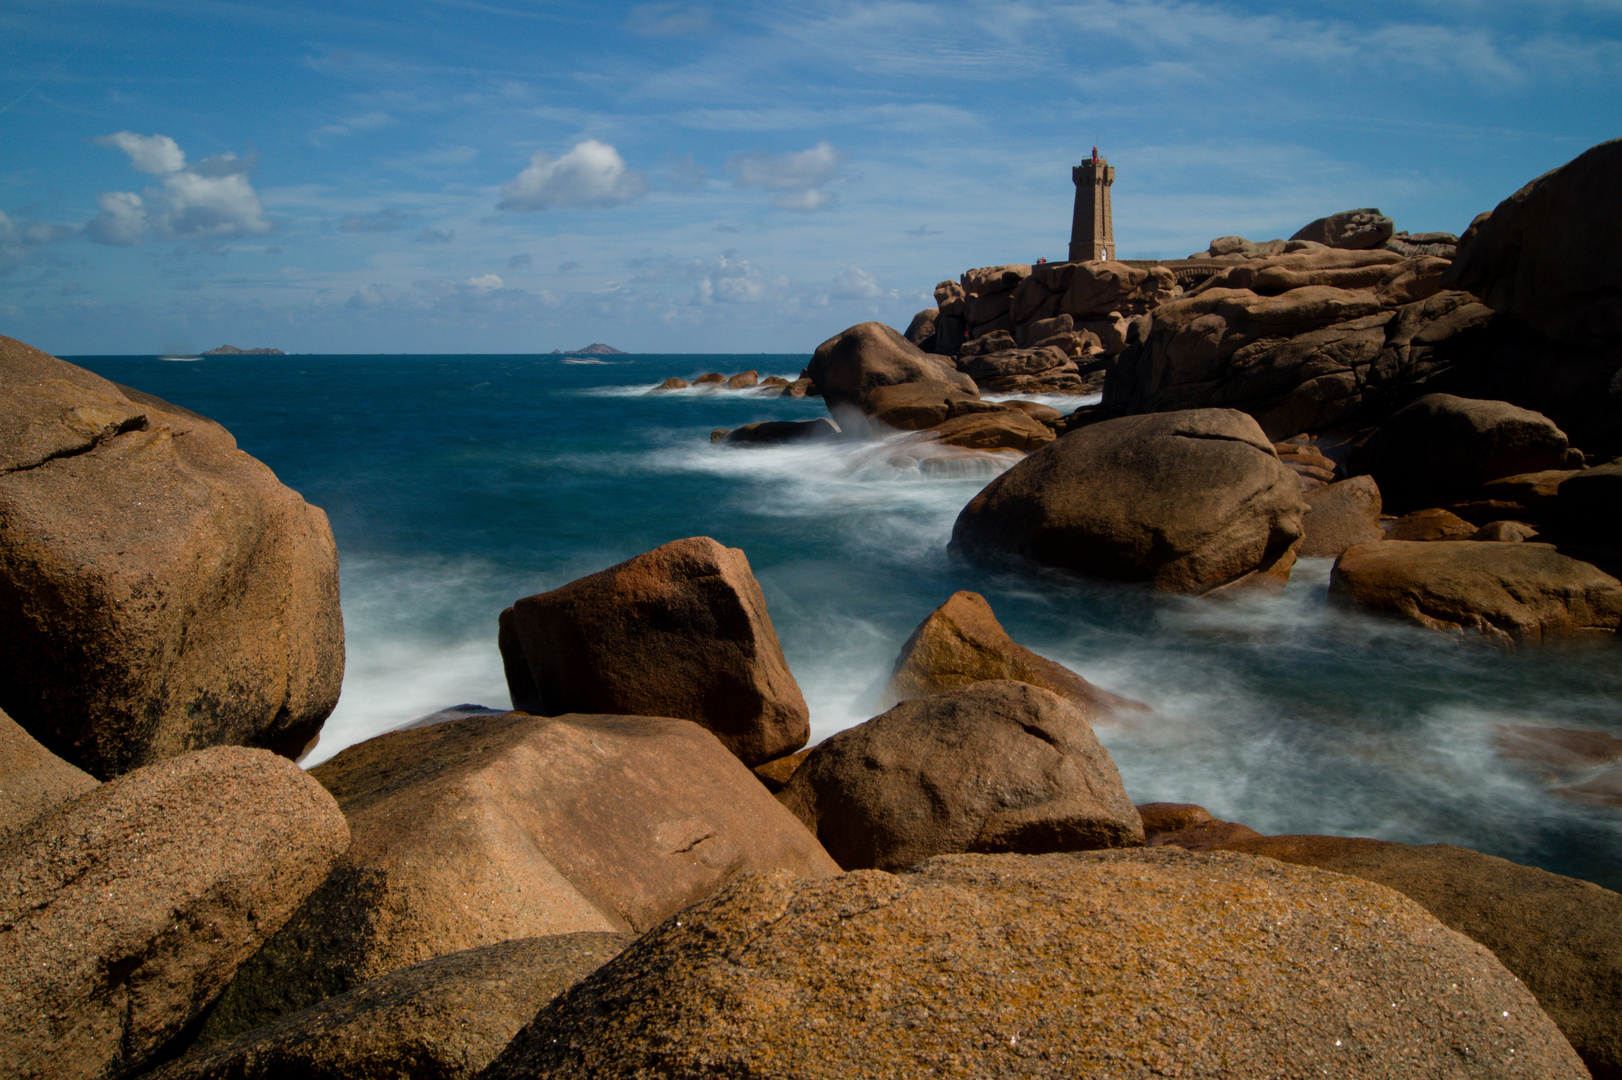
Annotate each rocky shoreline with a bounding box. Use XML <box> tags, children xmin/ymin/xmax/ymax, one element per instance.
<box><xmin>2</xmin><ymin>139</ymin><xmax>1620</xmax><ymax>1080</ymax></box>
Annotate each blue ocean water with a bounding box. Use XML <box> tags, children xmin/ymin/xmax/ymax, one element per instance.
<box><xmin>69</xmin><ymin>352</ymin><xmax>1622</xmax><ymax>889</ymax></box>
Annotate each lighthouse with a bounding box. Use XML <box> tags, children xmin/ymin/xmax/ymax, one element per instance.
<box><xmin>1069</xmin><ymin>146</ymin><xmax>1115</xmax><ymax>262</ymax></box>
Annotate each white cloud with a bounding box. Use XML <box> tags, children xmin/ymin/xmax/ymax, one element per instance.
<box><xmin>93</xmin><ymin>131</ymin><xmax>185</xmax><ymax>175</ymax></box>
<box><xmin>84</xmin><ymin>191</ymin><xmax>147</xmax><ymax>246</ymax></box>
<box><xmin>498</xmin><ymin>140</ymin><xmax>648</xmax><ymax>211</ymax></box>
<box><xmin>728</xmin><ymin>141</ymin><xmax>844</xmax><ymax>191</ymax></box>
<box><xmin>464</xmin><ymin>273</ymin><xmax>504</xmax><ymax>291</ymax></box>
<box><xmin>88</xmin><ymin>133</ymin><xmax>271</xmax><ymax>245</ymax></box>
<box><xmin>773</xmin><ymin>189</ymin><xmax>834</xmax><ymax>212</ymax></box>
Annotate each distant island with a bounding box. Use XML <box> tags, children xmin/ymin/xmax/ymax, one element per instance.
<box><xmin>202</xmin><ymin>345</ymin><xmax>285</xmax><ymax>356</ymax></box>
<box><xmin>551</xmin><ymin>343</ymin><xmax>625</xmax><ymax>356</ymax></box>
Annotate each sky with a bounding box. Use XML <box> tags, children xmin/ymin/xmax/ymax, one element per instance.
<box><xmin>0</xmin><ymin>1</ymin><xmax>1618</xmax><ymax>355</ymax></box>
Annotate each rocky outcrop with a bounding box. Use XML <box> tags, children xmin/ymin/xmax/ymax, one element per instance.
<box><xmin>861</xmin><ymin>381</ymin><xmax>989</xmax><ymax>431</ymax></box>
<box><xmin>648</xmin><ymin>376</ymin><xmax>689</xmax><ymax>392</ymax></box>
<box><xmin>951</xmin><ymin>409</ymin><xmax>1307</xmax><ymax>594</ymax></box>
<box><xmin>1218</xmin><ymin>834</ymin><xmax>1622</xmax><ymax>1080</ymax></box>
<box><xmin>721</xmin><ymin>417</ymin><xmax>841</xmax><ymax>445</ymax></box>
<box><xmin>1329</xmin><ymin>540</ymin><xmax>1622</xmax><ymax>642</ymax></box>
<box><xmin>1290</xmin><ymin>207</ymin><xmax>1396</xmax><ymax>250</ymax></box>
<box><xmin>153</xmin><ymin>934</ymin><xmax>632</xmax><ymax>1080</ymax></box>
<box><xmin>0</xmin><ymin>335</ymin><xmax>345</xmax><ymax>779</ymax></box>
<box><xmin>482</xmin><ymin>849</ymin><xmax>1589</xmax><ymax>1080</ymax></box>
<box><xmin>921</xmin><ymin>409</ymin><xmax>1055</xmax><ymax>453</ymax></box>
<box><xmin>201</xmin><ymin>711</ymin><xmax>837</xmax><ymax>1043</ymax></box>
<box><xmin>0</xmin><ymin>705</ymin><xmax>96</xmax><ymax>836</ymax></box>
<box><xmin>1443</xmin><ymin>137</ymin><xmax>1622</xmax><ymax>343</ymax></box>
<box><xmin>1353</xmin><ymin>393</ymin><xmax>1578</xmax><ymax>512</ymax></box>
<box><xmin>499</xmin><ymin>537</ymin><xmax>808</xmax><ymax>766</ymax></box>
<box><xmin>1103</xmin><ymin>252</ymin><xmax>1494</xmax><ymax>439</ymax></box>
<box><xmin>0</xmin><ymin>746</ymin><xmax>348</xmax><ymax>1080</ymax></box>
<box><xmin>880</xmin><ymin>590</ymin><xmax>1137</xmax><ymax>717</ymax></box>
<box><xmin>805</xmin><ymin>322</ymin><xmax>974</xmax><ymax>415</ymax></box>
<box><xmin>778</xmin><ymin>682</ymin><xmax>1142</xmax><ymax>870</ymax></box>
<box><xmin>903</xmin><ymin>307</ymin><xmax>938</xmax><ymax>352</ymax></box>
<box><xmin>1299</xmin><ymin>476</ymin><xmax>1386</xmax><ymax>558</ymax></box>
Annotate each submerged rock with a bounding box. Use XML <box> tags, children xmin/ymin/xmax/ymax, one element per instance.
<box><xmin>152</xmin><ymin>934</ymin><xmax>632</xmax><ymax>1080</ymax></box>
<box><xmin>951</xmin><ymin>409</ymin><xmax>1307</xmax><ymax>594</ymax></box>
<box><xmin>1329</xmin><ymin>540</ymin><xmax>1622</xmax><ymax>642</ymax></box>
<box><xmin>723</xmin><ymin>417</ymin><xmax>841</xmax><ymax>446</ymax></box>
<box><xmin>200</xmin><ymin>710</ymin><xmax>837</xmax><ymax>1043</ymax></box>
<box><xmin>482</xmin><ymin>849</ymin><xmax>1589</xmax><ymax>1080</ymax></box>
<box><xmin>0</xmin><ymin>746</ymin><xmax>348</xmax><ymax>1080</ymax></box>
<box><xmin>0</xmin><ymin>335</ymin><xmax>344</xmax><ymax>779</ymax></box>
<box><xmin>778</xmin><ymin>681</ymin><xmax>1143</xmax><ymax>871</ymax></box>
<box><xmin>499</xmin><ymin>536</ymin><xmax>809</xmax><ymax>766</ymax></box>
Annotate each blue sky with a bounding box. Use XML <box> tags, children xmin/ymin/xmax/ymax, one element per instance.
<box><xmin>1</xmin><ymin>0</ymin><xmax>1618</xmax><ymax>354</ymax></box>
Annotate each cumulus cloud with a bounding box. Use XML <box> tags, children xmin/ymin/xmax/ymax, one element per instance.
<box><xmin>727</xmin><ymin>141</ymin><xmax>843</xmax><ymax>212</ymax></box>
<box><xmin>87</xmin><ymin>132</ymin><xmax>271</xmax><ymax>245</ymax></box>
<box><xmin>93</xmin><ymin>131</ymin><xmax>184</xmax><ymax>175</ymax></box>
<box><xmin>464</xmin><ymin>273</ymin><xmax>504</xmax><ymax>291</ymax></box>
<box><xmin>499</xmin><ymin>140</ymin><xmax>647</xmax><ymax>211</ymax></box>
<box><xmin>728</xmin><ymin>141</ymin><xmax>843</xmax><ymax>191</ymax></box>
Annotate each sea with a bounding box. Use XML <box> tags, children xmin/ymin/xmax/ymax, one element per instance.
<box><xmin>68</xmin><ymin>352</ymin><xmax>1622</xmax><ymax>890</ymax></box>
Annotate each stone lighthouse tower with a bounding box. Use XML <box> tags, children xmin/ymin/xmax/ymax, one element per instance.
<box><xmin>1069</xmin><ymin>146</ymin><xmax>1115</xmax><ymax>262</ymax></box>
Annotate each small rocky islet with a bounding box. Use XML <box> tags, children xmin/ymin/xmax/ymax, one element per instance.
<box><xmin>1</xmin><ymin>139</ymin><xmax>1621</xmax><ymax>1080</ymax></box>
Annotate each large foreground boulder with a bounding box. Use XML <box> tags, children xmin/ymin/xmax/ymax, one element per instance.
<box><xmin>1355</xmin><ymin>393</ymin><xmax>1576</xmax><ymax>511</ymax></box>
<box><xmin>481</xmin><ymin>849</ymin><xmax>1589</xmax><ymax>1080</ymax></box>
<box><xmin>154</xmin><ymin>934</ymin><xmax>633</xmax><ymax>1080</ymax></box>
<box><xmin>1330</xmin><ymin>540</ymin><xmax>1622</xmax><ymax>642</ymax></box>
<box><xmin>0</xmin><ymin>335</ymin><xmax>344</xmax><ymax>779</ymax></box>
<box><xmin>1443</xmin><ymin>137</ymin><xmax>1622</xmax><ymax>343</ymax></box>
<box><xmin>952</xmin><ymin>409</ymin><xmax>1307</xmax><ymax>594</ymax></box>
<box><xmin>499</xmin><ymin>536</ymin><xmax>808</xmax><ymax>766</ymax></box>
<box><xmin>202</xmin><ymin>711</ymin><xmax>838</xmax><ymax>1042</ymax></box>
<box><xmin>805</xmin><ymin>322</ymin><xmax>975</xmax><ymax>415</ymax></box>
<box><xmin>0</xmin><ymin>746</ymin><xmax>349</xmax><ymax>1080</ymax></box>
<box><xmin>1219</xmin><ymin>835</ymin><xmax>1622</xmax><ymax>1080</ymax></box>
<box><xmin>880</xmin><ymin>590</ymin><xmax>1137</xmax><ymax>716</ymax></box>
<box><xmin>0</xmin><ymin>705</ymin><xmax>96</xmax><ymax>835</ymax></box>
<box><xmin>778</xmin><ymin>681</ymin><xmax>1143</xmax><ymax>871</ymax></box>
